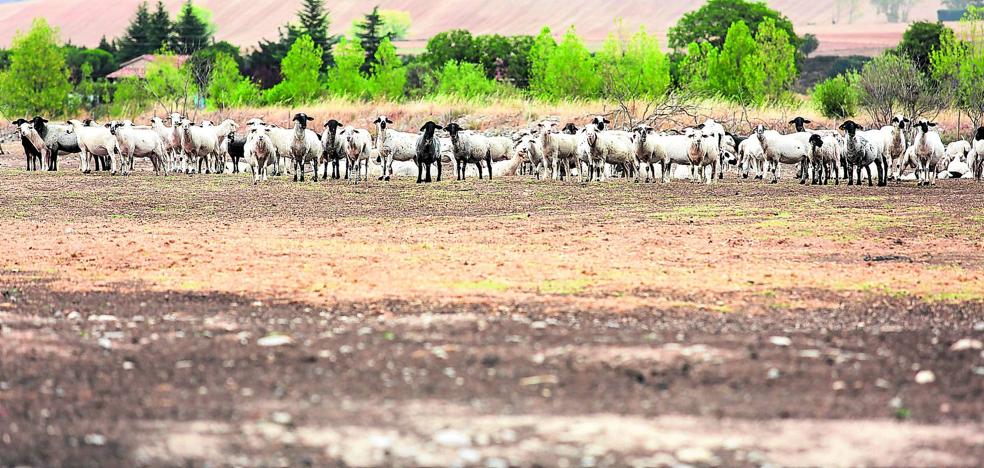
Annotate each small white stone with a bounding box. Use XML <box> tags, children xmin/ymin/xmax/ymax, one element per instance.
<box><xmin>832</xmin><ymin>380</ymin><xmax>846</xmax><ymax>391</ymax></box>
<box><xmin>88</xmin><ymin>314</ymin><xmax>117</xmax><ymax>322</ymax></box>
<box><xmin>83</xmin><ymin>433</ymin><xmax>106</xmax><ymax>446</ymax></box>
<box><xmin>257</xmin><ymin>335</ymin><xmax>292</xmax><ymax>347</ymax></box>
<box><xmin>675</xmin><ymin>447</ymin><xmax>720</xmax><ymax>466</ymax></box>
<box><xmin>122</xmin><ymin>361</ymin><xmax>135</xmax><ymax>370</ymax></box>
<box><xmin>433</xmin><ymin>429</ymin><xmax>470</xmax><ymax>447</ymax></box>
<box><xmin>271</xmin><ymin>411</ymin><xmax>292</xmax><ymax>425</ymax></box>
<box><xmin>915</xmin><ymin>370</ymin><xmax>936</xmax><ymax>384</ymax></box>
<box><xmin>767</xmin><ymin>368</ymin><xmax>781</xmax><ymax>379</ymax></box>
<box><xmin>950</xmin><ymin>338</ymin><xmax>983</xmax><ymax>352</ymax></box>
<box><xmin>769</xmin><ymin>336</ymin><xmax>792</xmax><ymax>347</ymax></box>
<box><xmin>97</xmin><ymin>338</ymin><xmax>113</xmax><ymax>350</ymax></box>
<box><xmin>66</xmin><ymin>311</ymin><xmax>81</xmax><ymax>320</ymax></box>
<box><xmin>531</xmin><ymin>321</ymin><xmax>547</xmax><ymax>329</ymax></box>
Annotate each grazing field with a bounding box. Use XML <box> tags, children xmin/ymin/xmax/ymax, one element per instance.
<box><xmin>1</xmin><ymin>161</ymin><xmax>983</xmax><ymax>466</ymax></box>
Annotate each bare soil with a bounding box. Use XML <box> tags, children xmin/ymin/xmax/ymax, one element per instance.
<box><xmin>1</xmin><ymin>156</ymin><xmax>983</xmax><ymax>466</ymax></box>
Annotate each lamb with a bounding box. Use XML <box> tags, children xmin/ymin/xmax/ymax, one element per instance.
<box><xmin>338</xmin><ymin>125</ymin><xmax>374</xmax><ymax>183</ymax></box>
<box><xmin>374</xmin><ymin>115</ymin><xmax>418</xmax><ymax>181</ymax></box>
<box><xmin>109</xmin><ymin>120</ymin><xmax>167</xmax><ymax>175</ymax></box>
<box><xmin>244</xmin><ymin>126</ymin><xmax>276</xmax><ymax>184</ymax></box>
<box><xmin>910</xmin><ymin>119</ymin><xmax>945</xmax><ymax>186</ymax></box>
<box><xmin>754</xmin><ymin>124</ymin><xmax>809</xmax><ymax>184</ymax></box>
<box><xmin>67</xmin><ymin>119</ymin><xmax>122</xmax><ymax>174</ymax></box>
<box><xmin>288</xmin><ymin>113</ymin><xmax>323</xmax><ymax>182</ymax></box>
<box><xmin>973</xmin><ymin>126</ymin><xmax>984</xmax><ymax>181</ymax></box>
<box><xmin>738</xmin><ymin>134</ymin><xmax>766</xmax><ymax>180</ymax></box>
<box><xmin>320</xmin><ymin>119</ymin><xmax>344</xmax><ymax>179</ymax></box>
<box><xmin>414</xmin><ymin>121</ymin><xmax>444</xmax><ymax>183</ymax></box>
<box><xmin>880</xmin><ymin>115</ymin><xmax>909</xmax><ymax>180</ymax></box>
<box><xmin>808</xmin><ymin>134</ymin><xmax>841</xmax><ymax>185</ymax></box>
<box><xmin>838</xmin><ymin>120</ymin><xmax>885</xmax><ymax>186</ymax></box>
<box><xmin>697</xmin><ymin>118</ymin><xmax>728</xmax><ymax>179</ymax></box>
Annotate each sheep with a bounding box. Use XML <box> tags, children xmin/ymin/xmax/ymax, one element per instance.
<box><xmin>838</xmin><ymin>120</ymin><xmax>885</xmax><ymax>186</ymax></box>
<box><xmin>288</xmin><ymin>113</ymin><xmax>323</xmax><ymax>182</ymax></box>
<box><xmin>684</xmin><ymin>127</ymin><xmax>721</xmax><ymax>184</ymax></box>
<box><xmin>223</xmin><ymin>131</ymin><xmax>246</xmax><ymax>173</ymax></box>
<box><xmin>205</xmin><ymin>119</ymin><xmax>239</xmax><ymax>174</ymax></box>
<box><xmin>320</xmin><ymin>119</ymin><xmax>344</xmax><ymax>179</ymax></box>
<box><xmin>244</xmin><ymin>117</ymin><xmax>290</xmax><ymax>176</ymax></box>
<box><xmin>14</xmin><ymin>119</ymin><xmax>49</xmax><ymax>170</ymax></box>
<box><xmin>414</xmin><ymin>121</ymin><xmax>444</xmax><ymax>183</ymax></box>
<box><xmin>754</xmin><ymin>125</ymin><xmax>809</xmax><ymax>184</ymax></box>
<box><xmin>910</xmin><ymin>119</ymin><xmax>945</xmax><ymax>186</ymax></box>
<box><xmin>168</xmin><ymin>113</ymin><xmax>186</xmax><ymax>172</ymax></box>
<box><xmin>374</xmin><ymin>115</ymin><xmax>418</xmax><ymax>181</ymax></box>
<box><xmin>24</xmin><ymin>116</ymin><xmax>81</xmax><ymax>171</ymax></box>
<box><xmin>808</xmin><ymin>134</ymin><xmax>841</xmax><ymax>185</ymax></box>
<box><xmin>445</xmin><ymin>122</ymin><xmax>494</xmax><ymax>180</ymax></box>
<box><xmin>11</xmin><ymin>118</ymin><xmax>44</xmax><ymax>171</ymax></box>
<box><xmin>514</xmin><ymin>132</ymin><xmax>547</xmax><ymax>179</ymax></box>
<box><xmin>244</xmin><ymin>126</ymin><xmax>276</xmax><ymax>184</ymax></box>
<box><xmin>738</xmin><ymin>134</ymin><xmax>766</xmax><ymax>180</ymax></box>
<box><xmin>536</xmin><ymin>121</ymin><xmax>580</xmax><ymax>181</ymax></box>
<box><xmin>109</xmin><ymin>120</ymin><xmax>167</xmax><ymax>175</ymax></box>
<box><xmin>880</xmin><ymin>115</ymin><xmax>909</xmax><ymax>180</ymax></box>
<box><xmin>66</xmin><ymin>119</ymin><xmax>122</xmax><ymax>174</ymax></box>
<box><xmin>631</xmin><ymin>125</ymin><xmax>662</xmax><ymax>182</ymax></box>
<box><xmin>338</xmin><ymin>125</ymin><xmax>374</xmax><ymax>183</ymax></box>
<box><xmin>581</xmin><ymin>123</ymin><xmax>635</xmax><ymax>182</ymax></box>
<box><xmin>697</xmin><ymin>118</ymin><xmax>729</xmax><ymax>179</ymax></box>
<box><xmin>973</xmin><ymin>126</ymin><xmax>984</xmax><ymax>181</ymax></box>
<box><xmin>149</xmin><ymin>117</ymin><xmax>175</xmax><ymax>167</ymax></box>
<box><xmin>181</xmin><ymin>120</ymin><xmax>222</xmax><ymax>174</ymax></box>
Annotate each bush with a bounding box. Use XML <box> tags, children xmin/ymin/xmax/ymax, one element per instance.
<box><xmin>812</xmin><ymin>74</ymin><xmax>859</xmax><ymax>118</ymax></box>
<box><xmin>265</xmin><ymin>34</ymin><xmax>324</xmax><ymax>105</ymax></box>
<box><xmin>434</xmin><ymin>61</ymin><xmax>500</xmax><ymax>98</ymax></box>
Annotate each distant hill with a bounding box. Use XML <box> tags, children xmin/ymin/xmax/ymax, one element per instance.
<box><xmin>0</xmin><ymin>0</ymin><xmax>947</xmax><ymax>56</ymax></box>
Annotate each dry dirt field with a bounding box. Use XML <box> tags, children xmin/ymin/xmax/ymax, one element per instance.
<box><xmin>1</xmin><ymin>153</ymin><xmax>983</xmax><ymax>466</ymax></box>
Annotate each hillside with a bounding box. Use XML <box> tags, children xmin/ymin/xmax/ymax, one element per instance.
<box><xmin>0</xmin><ymin>0</ymin><xmax>947</xmax><ymax>56</ymax></box>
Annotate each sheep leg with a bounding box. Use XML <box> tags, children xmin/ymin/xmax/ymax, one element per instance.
<box><xmin>436</xmin><ymin>160</ymin><xmax>442</xmax><ymax>182</ymax></box>
<box><xmin>426</xmin><ymin>162</ymin><xmax>433</xmax><ymax>183</ymax></box>
<box><xmin>876</xmin><ymin>159</ymin><xmax>886</xmax><ymax>187</ymax></box>
<box><xmin>486</xmin><ymin>153</ymin><xmax>493</xmax><ymax>180</ymax></box>
<box><xmin>476</xmin><ymin>161</ymin><xmax>484</xmax><ymax>180</ymax></box>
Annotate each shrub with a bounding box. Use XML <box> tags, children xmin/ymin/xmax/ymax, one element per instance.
<box><xmin>434</xmin><ymin>61</ymin><xmax>500</xmax><ymax>98</ymax></box>
<box><xmin>265</xmin><ymin>34</ymin><xmax>324</xmax><ymax>105</ymax></box>
<box><xmin>812</xmin><ymin>74</ymin><xmax>859</xmax><ymax>118</ymax></box>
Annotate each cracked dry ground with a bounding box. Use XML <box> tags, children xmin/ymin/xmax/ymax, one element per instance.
<box><xmin>1</xmin><ymin>167</ymin><xmax>983</xmax><ymax>467</ymax></box>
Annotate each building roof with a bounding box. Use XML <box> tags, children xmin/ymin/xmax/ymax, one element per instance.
<box><xmin>106</xmin><ymin>54</ymin><xmax>191</xmax><ymax>80</ymax></box>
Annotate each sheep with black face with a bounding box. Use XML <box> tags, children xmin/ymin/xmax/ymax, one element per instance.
<box><xmin>414</xmin><ymin>121</ymin><xmax>443</xmax><ymax>183</ymax></box>
<box><xmin>290</xmin><ymin>113</ymin><xmax>323</xmax><ymax>182</ymax></box>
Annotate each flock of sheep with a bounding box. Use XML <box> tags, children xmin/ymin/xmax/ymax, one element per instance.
<box><xmin>9</xmin><ymin>112</ymin><xmax>984</xmax><ymax>185</ymax></box>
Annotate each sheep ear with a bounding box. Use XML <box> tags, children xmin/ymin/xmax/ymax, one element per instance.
<box><xmin>306</xmin><ymin>116</ymin><xmax>314</xmax><ymax>122</ymax></box>
<box><xmin>385</xmin><ymin>118</ymin><xmax>393</xmax><ymax>124</ymax></box>
<box><xmin>435</xmin><ymin>125</ymin><xmax>443</xmax><ymax>130</ymax></box>
<box><xmin>928</xmin><ymin>122</ymin><xmax>937</xmax><ymax>127</ymax></box>
<box><xmin>695</xmin><ymin>124</ymin><xmax>705</xmax><ymax>130</ymax></box>
<box><xmin>603</xmin><ymin>118</ymin><xmax>610</xmax><ymax>124</ymax></box>
<box><xmin>787</xmin><ymin>119</ymin><xmax>796</xmax><ymax>125</ymax></box>
<box><xmin>803</xmin><ymin>119</ymin><xmax>811</xmax><ymax>124</ymax></box>
<box><xmin>838</xmin><ymin>123</ymin><xmax>847</xmax><ymax>130</ymax></box>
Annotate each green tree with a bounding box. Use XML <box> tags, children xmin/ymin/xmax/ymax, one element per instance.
<box><xmin>754</xmin><ymin>18</ymin><xmax>797</xmax><ymax>102</ymax></box>
<box><xmin>421</xmin><ymin>29</ymin><xmax>479</xmax><ymax>71</ymax></box>
<box><xmin>369</xmin><ymin>38</ymin><xmax>406</xmax><ymax>100</ymax></box>
<box><xmin>115</xmin><ymin>1</ymin><xmax>153</xmax><ymax>62</ymax></box>
<box><xmin>668</xmin><ymin>0</ymin><xmax>800</xmax><ymax>50</ymax></box>
<box><xmin>531</xmin><ymin>26</ymin><xmax>598</xmax><ymax>100</ymax></box>
<box><xmin>596</xmin><ymin>25</ymin><xmax>671</xmax><ymax>99</ymax></box>
<box><xmin>895</xmin><ymin>22</ymin><xmax>951</xmax><ymax>71</ymax></box>
<box><xmin>144</xmin><ymin>54</ymin><xmax>192</xmax><ymax>113</ymax></box>
<box><xmin>325</xmin><ymin>37</ymin><xmax>370</xmax><ymax>99</ymax></box>
<box><xmin>147</xmin><ymin>1</ymin><xmax>173</xmax><ymax>53</ymax></box>
<box><xmin>434</xmin><ymin>61</ymin><xmax>500</xmax><ymax>98</ymax></box>
<box><xmin>872</xmin><ymin>0</ymin><xmax>918</xmax><ymax>23</ymax></box>
<box><xmin>930</xmin><ymin>7</ymin><xmax>984</xmax><ymax>126</ymax></box>
<box><xmin>171</xmin><ymin>0</ymin><xmax>213</xmax><ymax>55</ymax></box>
<box><xmin>110</xmin><ymin>77</ymin><xmax>152</xmax><ymax>116</ymax></box>
<box><xmin>208</xmin><ymin>52</ymin><xmax>260</xmax><ymax>109</ymax></box>
<box><xmin>708</xmin><ymin>21</ymin><xmax>763</xmax><ymax>105</ymax></box>
<box><xmin>379</xmin><ymin>10</ymin><xmax>411</xmax><ymax>40</ymax></box>
<box><xmin>65</xmin><ymin>46</ymin><xmax>117</xmax><ymax>81</ymax></box>
<box><xmin>0</xmin><ymin>19</ymin><xmax>72</xmax><ymax>117</ymax></box>
<box><xmin>812</xmin><ymin>73</ymin><xmax>860</xmax><ymax>118</ymax></box>
<box><xmin>799</xmin><ymin>33</ymin><xmax>819</xmax><ymax>56</ymax></box>
<box><xmin>355</xmin><ymin>6</ymin><xmax>392</xmax><ymax>75</ymax></box>
<box><xmin>246</xmin><ymin>0</ymin><xmax>338</xmax><ymax>85</ymax></box>
<box><xmin>528</xmin><ymin>27</ymin><xmax>556</xmax><ymax>92</ymax></box>
<box><xmin>293</xmin><ymin>0</ymin><xmax>339</xmax><ymax>68</ymax></box>
<box><xmin>266</xmin><ymin>34</ymin><xmax>324</xmax><ymax>104</ymax></box>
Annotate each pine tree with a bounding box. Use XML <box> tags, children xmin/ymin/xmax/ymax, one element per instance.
<box><xmin>354</xmin><ymin>6</ymin><xmax>392</xmax><ymax>75</ymax></box>
<box><xmin>246</xmin><ymin>0</ymin><xmax>337</xmax><ymax>85</ymax></box>
<box><xmin>115</xmin><ymin>1</ymin><xmax>152</xmax><ymax>62</ymax></box>
<box><xmin>171</xmin><ymin>0</ymin><xmax>212</xmax><ymax>55</ymax></box>
<box><xmin>147</xmin><ymin>1</ymin><xmax>172</xmax><ymax>53</ymax></box>
<box><xmin>97</xmin><ymin>35</ymin><xmax>116</xmax><ymax>56</ymax></box>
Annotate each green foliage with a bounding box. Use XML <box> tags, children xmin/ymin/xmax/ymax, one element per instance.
<box><xmin>799</xmin><ymin>33</ymin><xmax>819</xmax><ymax>56</ymax></box>
<box><xmin>248</xmin><ymin>0</ymin><xmax>338</xmax><ymax>85</ymax></box>
<box><xmin>325</xmin><ymin>37</ymin><xmax>370</xmax><ymax>99</ymax></box>
<box><xmin>710</xmin><ymin>21</ymin><xmax>764</xmax><ymax>105</ymax></box>
<box><xmin>434</xmin><ymin>61</ymin><xmax>500</xmax><ymax>98</ymax></box>
<box><xmin>0</xmin><ymin>18</ymin><xmax>73</xmax><ymax>117</ymax></box>
<box><xmin>116</xmin><ymin>2</ymin><xmax>161</xmax><ymax>62</ymax></box>
<box><xmin>859</xmin><ymin>54</ymin><xmax>947</xmax><ymax>124</ymax></box>
<box><xmin>530</xmin><ymin>26</ymin><xmax>599</xmax><ymax>100</ymax></box>
<box><xmin>754</xmin><ymin>18</ymin><xmax>798</xmax><ymax>101</ymax></box>
<box><xmin>895</xmin><ymin>22</ymin><xmax>951</xmax><ymax>71</ymax></box>
<box><xmin>812</xmin><ymin>73</ymin><xmax>860</xmax><ymax>118</ymax></box>
<box><xmin>421</xmin><ymin>30</ymin><xmax>534</xmax><ymax>86</ymax></box>
<box><xmin>208</xmin><ymin>53</ymin><xmax>260</xmax><ymax>109</ymax></box>
<box><xmin>265</xmin><ymin>34</ymin><xmax>324</xmax><ymax>104</ymax></box>
<box><xmin>369</xmin><ymin>38</ymin><xmax>406</xmax><ymax>100</ymax></box>
<box><xmin>930</xmin><ymin>7</ymin><xmax>984</xmax><ymax>125</ymax></box>
<box><xmin>422</xmin><ymin>29</ymin><xmax>478</xmax><ymax>71</ymax></box>
<box><xmin>144</xmin><ymin>54</ymin><xmax>192</xmax><ymax>113</ymax></box>
<box><xmin>65</xmin><ymin>46</ymin><xmax>117</xmax><ymax>81</ymax></box>
<box><xmin>109</xmin><ymin>77</ymin><xmax>152</xmax><ymax>116</ymax></box>
<box><xmin>293</xmin><ymin>0</ymin><xmax>339</xmax><ymax>68</ymax></box>
<box><xmin>596</xmin><ymin>26</ymin><xmax>671</xmax><ymax>99</ymax></box>
<box><xmin>668</xmin><ymin>0</ymin><xmax>800</xmax><ymax>49</ymax></box>
<box><xmin>355</xmin><ymin>6</ymin><xmax>391</xmax><ymax>75</ymax></box>
<box><xmin>171</xmin><ymin>0</ymin><xmax>214</xmax><ymax>55</ymax></box>
<box><xmin>379</xmin><ymin>10</ymin><xmax>411</xmax><ymax>40</ymax></box>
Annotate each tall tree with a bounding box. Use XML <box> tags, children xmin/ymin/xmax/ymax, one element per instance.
<box><xmin>147</xmin><ymin>1</ymin><xmax>172</xmax><ymax>52</ymax></box>
<box><xmin>668</xmin><ymin>0</ymin><xmax>800</xmax><ymax>50</ymax></box>
<box><xmin>369</xmin><ymin>38</ymin><xmax>406</xmax><ymax>100</ymax></box>
<box><xmin>0</xmin><ymin>18</ymin><xmax>72</xmax><ymax>116</ymax></box>
<box><xmin>246</xmin><ymin>0</ymin><xmax>338</xmax><ymax>86</ymax></box>
<box><xmin>171</xmin><ymin>0</ymin><xmax>212</xmax><ymax>55</ymax></box>
<box><xmin>354</xmin><ymin>6</ymin><xmax>392</xmax><ymax>75</ymax></box>
<box><xmin>97</xmin><ymin>35</ymin><xmax>116</xmax><ymax>56</ymax></box>
<box><xmin>115</xmin><ymin>1</ymin><xmax>153</xmax><ymax>62</ymax></box>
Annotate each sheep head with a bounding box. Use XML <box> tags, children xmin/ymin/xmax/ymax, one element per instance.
<box><xmin>788</xmin><ymin>116</ymin><xmax>811</xmax><ymax>132</ymax></box>
<box><xmin>419</xmin><ymin>121</ymin><xmax>443</xmax><ymax>138</ymax></box>
<box><xmin>373</xmin><ymin>116</ymin><xmax>393</xmax><ymax>131</ymax></box>
<box><xmin>562</xmin><ymin>123</ymin><xmax>578</xmax><ymax>135</ymax></box>
<box><xmin>975</xmin><ymin>126</ymin><xmax>984</xmax><ymax>141</ymax></box>
<box><xmin>914</xmin><ymin>119</ymin><xmax>936</xmax><ymax>135</ymax></box>
<box><xmin>324</xmin><ymin>119</ymin><xmax>342</xmax><ymax>134</ymax></box>
<box><xmin>444</xmin><ymin>122</ymin><xmax>463</xmax><ymax>138</ymax></box>
<box><xmin>809</xmin><ymin>134</ymin><xmax>824</xmax><ymax>148</ymax></box>
<box><xmin>838</xmin><ymin>120</ymin><xmax>863</xmax><ymax>136</ymax></box>
<box><xmin>292</xmin><ymin>113</ymin><xmax>314</xmax><ymax>129</ymax></box>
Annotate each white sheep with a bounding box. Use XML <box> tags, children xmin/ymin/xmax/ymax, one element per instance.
<box><xmin>244</xmin><ymin>126</ymin><xmax>276</xmax><ymax>184</ymax></box>
<box><xmin>374</xmin><ymin>115</ymin><xmax>417</xmax><ymax>181</ymax></box>
<box><xmin>514</xmin><ymin>132</ymin><xmax>547</xmax><ymax>179</ymax></box>
<box><xmin>181</xmin><ymin>120</ymin><xmax>221</xmax><ymax>174</ymax></box>
<box><xmin>838</xmin><ymin>120</ymin><xmax>885</xmax><ymax>186</ymax></box>
<box><xmin>168</xmin><ymin>113</ymin><xmax>186</xmax><ymax>172</ymax></box>
<box><xmin>445</xmin><ymin>122</ymin><xmax>494</xmax><ymax>180</ymax></box>
<box><xmin>339</xmin><ymin>125</ymin><xmax>374</xmax><ymax>183</ymax></box>
<box><xmin>67</xmin><ymin>119</ymin><xmax>122</xmax><ymax>174</ymax></box>
<box><xmin>109</xmin><ymin>120</ymin><xmax>167</xmax><ymax>175</ymax></box>
<box><xmin>631</xmin><ymin>125</ymin><xmax>662</xmax><ymax>182</ymax></box>
<box><xmin>685</xmin><ymin>127</ymin><xmax>721</xmax><ymax>184</ymax></box>
<box><xmin>536</xmin><ymin>121</ymin><xmax>580</xmax><ymax>181</ymax></box>
<box><xmin>808</xmin><ymin>133</ymin><xmax>841</xmax><ymax>185</ymax></box>
<box><xmin>880</xmin><ymin>115</ymin><xmax>909</xmax><ymax>180</ymax></box>
<box><xmin>754</xmin><ymin>125</ymin><xmax>809</xmax><ymax>184</ymax></box>
<box><xmin>288</xmin><ymin>113</ymin><xmax>323</xmax><ymax>182</ymax></box>
<box><xmin>910</xmin><ymin>119</ymin><xmax>944</xmax><ymax>186</ymax></box>
<box><xmin>581</xmin><ymin>124</ymin><xmax>635</xmax><ymax>182</ymax></box>
<box><xmin>738</xmin><ymin>134</ymin><xmax>766</xmax><ymax>180</ymax></box>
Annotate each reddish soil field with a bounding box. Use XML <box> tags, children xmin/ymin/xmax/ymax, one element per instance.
<box><xmin>1</xmin><ymin>151</ymin><xmax>983</xmax><ymax>466</ymax></box>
